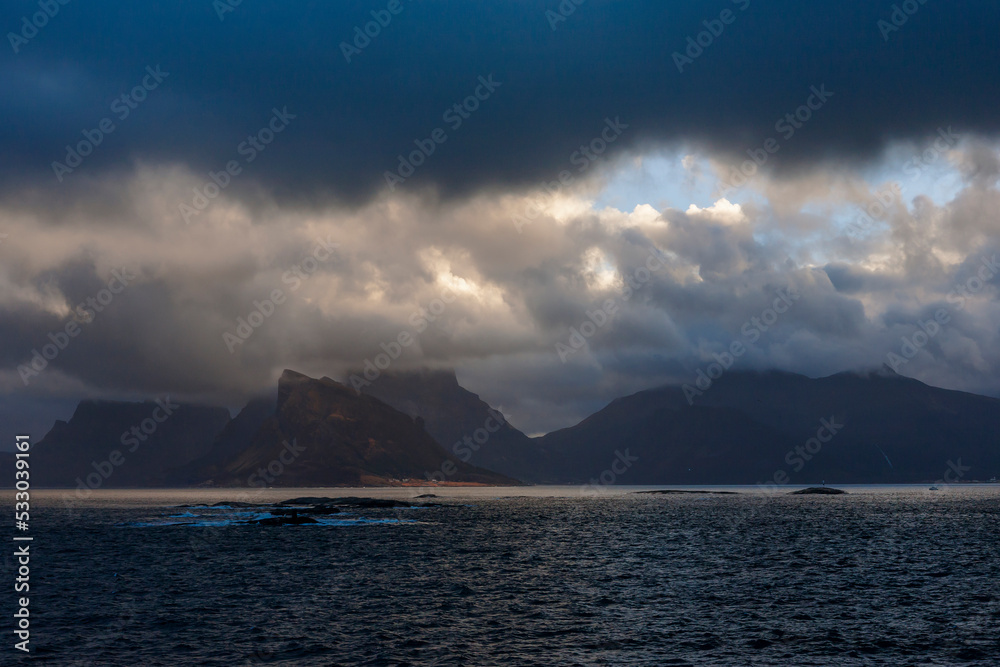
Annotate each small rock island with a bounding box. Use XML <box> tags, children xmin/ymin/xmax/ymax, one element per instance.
<box><xmin>790</xmin><ymin>487</ymin><xmax>847</xmax><ymax>495</ymax></box>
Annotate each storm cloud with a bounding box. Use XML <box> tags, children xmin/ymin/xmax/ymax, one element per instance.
<box><xmin>3</xmin><ymin>1</ymin><xmax>1000</xmax><ymax>203</ymax></box>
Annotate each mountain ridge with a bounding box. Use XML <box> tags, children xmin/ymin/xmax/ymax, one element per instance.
<box><xmin>187</xmin><ymin>369</ymin><xmax>517</xmax><ymax>487</ymax></box>
<box><xmin>8</xmin><ymin>366</ymin><xmax>1000</xmax><ymax>487</ymax></box>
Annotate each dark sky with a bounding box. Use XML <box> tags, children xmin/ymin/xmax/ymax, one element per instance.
<box><xmin>3</xmin><ymin>1</ymin><xmax>999</xmax><ymax>202</ymax></box>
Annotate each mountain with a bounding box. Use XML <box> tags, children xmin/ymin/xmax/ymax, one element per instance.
<box><xmin>171</xmin><ymin>395</ymin><xmax>276</xmax><ymax>484</ymax></box>
<box><xmin>356</xmin><ymin>369</ymin><xmax>544</xmax><ymax>481</ymax></box>
<box><xmin>14</xmin><ymin>366</ymin><xmax>1000</xmax><ymax>488</ymax></box>
<box><xmin>30</xmin><ymin>399</ymin><xmax>232</xmax><ymax>489</ymax></box>
<box><xmin>533</xmin><ymin>368</ymin><xmax>1000</xmax><ymax>485</ymax></box>
<box><xmin>196</xmin><ymin>370</ymin><xmax>517</xmax><ymax>487</ymax></box>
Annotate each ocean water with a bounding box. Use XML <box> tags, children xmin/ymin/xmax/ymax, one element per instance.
<box><xmin>8</xmin><ymin>486</ymin><xmax>1000</xmax><ymax>666</ymax></box>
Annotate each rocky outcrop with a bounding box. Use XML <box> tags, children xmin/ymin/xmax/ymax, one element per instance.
<box><xmin>790</xmin><ymin>487</ymin><xmax>847</xmax><ymax>495</ymax></box>
<box><xmin>202</xmin><ymin>370</ymin><xmax>518</xmax><ymax>487</ymax></box>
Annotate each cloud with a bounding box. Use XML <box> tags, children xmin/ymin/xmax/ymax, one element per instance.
<box><xmin>3</xmin><ymin>1</ymin><xmax>1000</xmax><ymax>204</ymax></box>
<box><xmin>2</xmin><ymin>136</ymin><xmax>1000</xmax><ymax>436</ymax></box>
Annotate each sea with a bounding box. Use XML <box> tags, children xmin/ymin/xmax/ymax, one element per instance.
<box><xmin>6</xmin><ymin>485</ymin><xmax>1000</xmax><ymax>666</ymax></box>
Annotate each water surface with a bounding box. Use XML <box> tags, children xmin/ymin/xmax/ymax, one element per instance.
<box><xmin>10</xmin><ymin>486</ymin><xmax>1000</xmax><ymax>665</ymax></box>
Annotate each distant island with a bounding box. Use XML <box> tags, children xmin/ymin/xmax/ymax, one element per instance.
<box><xmin>790</xmin><ymin>487</ymin><xmax>847</xmax><ymax>495</ymax></box>
<box><xmin>5</xmin><ymin>367</ymin><xmax>1000</xmax><ymax>489</ymax></box>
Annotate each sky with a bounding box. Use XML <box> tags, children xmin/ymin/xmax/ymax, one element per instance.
<box><xmin>2</xmin><ymin>0</ymin><xmax>1000</xmax><ymax>439</ymax></box>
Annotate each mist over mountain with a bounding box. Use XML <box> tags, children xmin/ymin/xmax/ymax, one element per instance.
<box><xmin>8</xmin><ymin>366</ymin><xmax>999</xmax><ymax>489</ymax></box>
<box><xmin>533</xmin><ymin>368</ymin><xmax>1000</xmax><ymax>485</ymax></box>
<box><xmin>173</xmin><ymin>395</ymin><xmax>276</xmax><ymax>485</ymax></box>
<box><xmin>339</xmin><ymin>366</ymin><xmax>1000</xmax><ymax>485</ymax></box>
<box><xmin>357</xmin><ymin>369</ymin><xmax>544</xmax><ymax>481</ymax></box>
<box><xmin>188</xmin><ymin>370</ymin><xmax>515</xmax><ymax>487</ymax></box>
<box><xmin>29</xmin><ymin>400</ymin><xmax>231</xmax><ymax>489</ymax></box>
